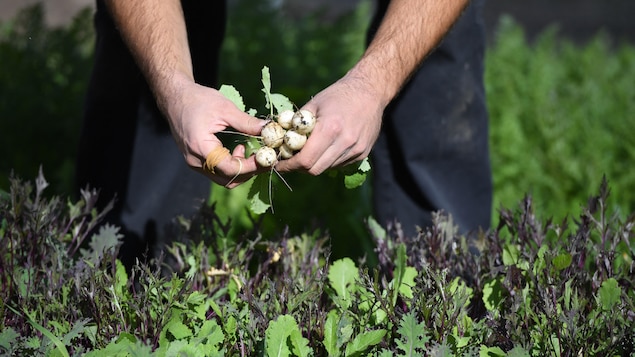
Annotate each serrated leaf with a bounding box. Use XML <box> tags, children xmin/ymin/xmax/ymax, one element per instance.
<box><xmin>219</xmin><ymin>84</ymin><xmax>245</xmax><ymax>112</ymax></box>
<box><xmin>598</xmin><ymin>278</ymin><xmax>621</xmax><ymax>310</ymax></box>
<box><xmin>344</xmin><ymin>172</ymin><xmax>366</xmax><ymax>189</ymax></box>
<box><xmin>343</xmin><ymin>158</ymin><xmax>371</xmax><ymax>189</ymax></box>
<box><xmin>395</xmin><ymin>312</ymin><xmax>428</xmax><ymax>356</ymax></box>
<box><xmin>80</xmin><ymin>224</ymin><xmax>123</xmax><ymax>266</ymax></box>
<box><xmin>358</xmin><ymin>157</ymin><xmax>371</xmax><ymax>172</ymax></box>
<box><xmin>167</xmin><ymin>318</ymin><xmax>193</xmax><ymax>340</ymax></box>
<box><xmin>271</xmin><ymin>93</ymin><xmax>294</xmax><ymax>114</ymax></box>
<box><xmin>0</xmin><ymin>328</ymin><xmax>18</xmax><ymax>350</ymax></box>
<box><xmin>289</xmin><ymin>329</ymin><xmax>312</xmax><ymax>357</ymax></box>
<box><xmin>328</xmin><ymin>258</ymin><xmax>359</xmax><ymax>301</ymax></box>
<box><xmin>344</xmin><ymin>329</ymin><xmax>386</xmax><ymax>356</ymax></box>
<box><xmin>195</xmin><ymin>320</ymin><xmax>224</xmax><ymax>351</ymax></box>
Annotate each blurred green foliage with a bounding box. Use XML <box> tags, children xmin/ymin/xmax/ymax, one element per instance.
<box><xmin>1</xmin><ymin>3</ymin><xmax>634</xmax><ymax>259</ymax></box>
<box><xmin>486</xmin><ymin>16</ymin><xmax>635</xmax><ymax>221</ymax></box>
<box><xmin>0</xmin><ymin>5</ymin><xmax>94</xmax><ymax>195</ymax></box>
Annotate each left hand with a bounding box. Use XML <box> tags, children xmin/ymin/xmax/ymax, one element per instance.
<box><xmin>275</xmin><ymin>74</ymin><xmax>386</xmax><ymax>175</ymax></box>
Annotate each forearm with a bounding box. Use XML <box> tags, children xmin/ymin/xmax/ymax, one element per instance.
<box><xmin>349</xmin><ymin>0</ymin><xmax>469</xmax><ymax>106</ymax></box>
<box><xmin>104</xmin><ymin>0</ymin><xmax>193</xmax><ymax>117</ymax></box>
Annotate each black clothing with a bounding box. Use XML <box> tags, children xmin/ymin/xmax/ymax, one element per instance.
<box><xmin>75</xmin><ymin>0</ymin><xmax>492</xmax><ymax>267</ymax></box>
<box><xmin>75</xmin><ymin>0</ymin><xmax>227</xmax><ymax>267</ymax></box>
<box><xmin>370</xmin><ymin>0</ymin><xmax>492</xmax><ymax>237</ymax></box>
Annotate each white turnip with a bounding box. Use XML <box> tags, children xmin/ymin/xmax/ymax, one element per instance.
<box><xmin>278</xmin><ymin>143</ymin><xmax>295</xmax><ymax>160</ymax></box>
<box><xmin>292</xmin><ymin>109</ymin><xmax>316</xmax><ymax>135</ymax></box>
<box><xmin>255</xmin><ymin>146</ymin><xmax>278</xmax><ymax>167</ymax></box>
<box><xmin>261</xmin><ymin>121</ymin><xmax>286</xmax><ymax>148</ymax></box>
<box><xmin>276</xmin><ymin>109</ymin><xmax>295</xmax><ymax>130</ymax></box>
<box><xmin>284</xmin><ymin>130</ymin><xmax>307</xmax><ymax>151</ymax></box>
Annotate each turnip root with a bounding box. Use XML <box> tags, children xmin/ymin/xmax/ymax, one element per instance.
<box><xmin>292</xmin><ymin>109</ymin><xmax>316</xmax><ymax>135</ymax></box>
<box><xmin>255</xmin><ymin>146</ymin><xmax>278</xmax><ymax>167</ymax></box>
<box><xmin>278</xmin><ymin>144</ymin><xmax>295</xmax><ymax>160</ymax></box>
<box><xmin>261</xmin><ymin>121</ymin><xmax>285</xmax><ymax>148</ymax></box>
<box><xmin>276</xmin><ymin>109</ymin><xmax>295</xmax><ymax>130</ymax></box>
<box><xmin>284</xmin><ymin>130</ymin><xmax>307</xmax><ymax>151</ymax></box>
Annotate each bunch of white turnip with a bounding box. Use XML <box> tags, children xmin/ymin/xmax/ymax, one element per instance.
<box><xmin>255</xmin><ymin>109</ymin><xmax>316</xmax><ymax>167</ymax></box>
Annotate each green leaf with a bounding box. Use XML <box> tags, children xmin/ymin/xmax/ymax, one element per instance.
<box><xmin>328</xmin><ymin>258</ymin><xmax>359</xmax><ymax>302</ymax></box>
<box><xmin>289</xmin><ymin>329</ymin><xmax>312</xmax><ymax>357</ymax></box>
<box><xmin>0</xmin><ymin>327</ymin><xmax>18</xmax><ymax>351</ymax></box>
<box><xmin>344</xmin><ymin>172</ymin><xmax>366</xmax><ymax>189</ymax></box>
<box><xmin>479</xmin><ymin>345</ymin><xmax>506</xmax><ymax>357</ymax></box>
<box><xmin>271</xmin><ymin>93</ymin><xmax>294</xmax><ymax>114</ymax></box>
<box><xmin>395</xmin><ymin>312</ymin><xmax>428</xmax><ymax>356</ymax></box>
<box><xmin>502</xmin><ymin>244</ymin><xmax>520</xmax><ymax>266</ymax></box>
<box><xmin>261</xmin><ymin>66</ymin><xmax>273</xmax><ymax>114</ymax></box>
<box><xmin>506</xmin><ymin>346</ymin><xmax>531</xmax><ymax>357</ymax></box>
<box><xmin>265</xmin><ymin>315</ymin><xmax>304</xmax><ymax>357</ymax></box>
<box><xmin>391</xmin><ymin>243</ymin><xmax>407</xmax><ymax>306</ymax></box>
<box><xmin>598</xmin><ymin>278</ymin><xmax>621</xmax><ymax>310</ymax></box>
<box><xmin>114</xmin><ymin>259</ymin><xmax>128</xmax><ymax>297</ymax></box>
<box><xmin>167</xmin><ymin>317</ymin><xmax>193</xmax><ymax>340</ymax></box>
<box><xmin>219</xmin><ymin>84</ymin><xmax>245</xmax><ymax>112</ymax></box>
<box><xmin>194</xmin><ymin>320</ymin><xmax>224</xmax><ymax>351</ymax></box>
<box><xmin>343</xmin><ymin>158</ymin><xmax>371</xmax><ymax>189</ymax></box>
<box><xmin>482</xmin><ymin>276</ymin><xmax>505</xmax><ymax>312</ymax></box>
<box><xmin>8</xmin><ymin>306</ymin><xmax>70</xmax><ymax>357</ymax></box>
<box><xmin>399</xmin><ymin>267</ymin><xmax>417</xmax><ymax>300</ymax></box>
<box><xmin>248</xmin><ymin>174</ymin><xmax>272</xmax><ymax>215</ymax></box>
<box><xmin>323</xmin><ymin>310</ymin><xmax>340</xmax><ymax>357</ymax></box>
<box><xmin>366</xmin><ymin>216</ymin><xmax>387</xmax><ymax>242</ymax></box>
<box><xmin>344</xmin><ymin>329</ymin><xmax>386</xmax><ymax>356</ymax></box>
<box><xmin>552</xmin><ymin>252</ymin><xmax>572</xmax><ymax>271</ymax></box>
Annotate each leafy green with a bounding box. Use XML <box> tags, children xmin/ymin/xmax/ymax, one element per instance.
<box><xmin>394</xmin><ymin>312</ymin><xmax>429</xmax><ymax>356</ymax></box>
<box><xmin>265</xmin><ymin>315</ymin><xmax>310</xmax><ymax>357</ymax></box>
<box><xmin>219</xmin><ymin>84</ymin><xmax>246</xmax><ymax>112</ymax></box>
<box><xmin>328</xmin><ymin>258</ymin><xmax>359</xmax><ymax>307</ymax></box>
<box><xmin>598</xmin><ymin>278</ymin><xmax>621</xmax><ymax>311</ymax></box>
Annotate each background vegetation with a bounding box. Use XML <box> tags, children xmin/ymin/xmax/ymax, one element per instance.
<box><xmin>1</xmin><ymin>0</ymin><xmax>634</xmax><ymax>256</ymax></box>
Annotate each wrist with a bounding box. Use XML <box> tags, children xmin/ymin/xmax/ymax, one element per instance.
<box><xmin>345</xmin><ymin>49</ymin><xmax>404</xmax><ymax>108</ymax></box>
<box><xmin>153</xmin><ymin>70</ymin><xmax>194</xmax><ymax>123</ymax></box>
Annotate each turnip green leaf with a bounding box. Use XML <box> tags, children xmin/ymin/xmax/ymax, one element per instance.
<box><xmin>219</xmin><ymin>84</ymin><xmax>245</xmax><ymax>112</ymax></box>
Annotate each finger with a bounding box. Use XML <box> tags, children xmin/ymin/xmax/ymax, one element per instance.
<box><xmin>199</xmin><ymin>144</ymin><xmax>259</xmax><ymax>187</ymax></box>
<box><xmin>226</xmin><ymin>111</ymin><xmax>267</xmax><ymax>136</ymax></box>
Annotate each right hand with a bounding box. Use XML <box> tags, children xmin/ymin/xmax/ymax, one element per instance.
<box><xmin>163</xmin><ymin>78</ymin><xmax>267</xmax><ymax>188</ymax></box>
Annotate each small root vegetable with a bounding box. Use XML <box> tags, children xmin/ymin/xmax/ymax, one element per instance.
<box><xmin>292</xmin><ymin>109</ymin><xmax>316</xmax><ymax>135</ymax></box>
<box><xmin>276</xmin><ymin>109</ymin><xmax>295</xmax><ymax>130</ymax></box>
<box><xmin>255</xmin><ymin>146</ymin><xmax>278</xmax><ymax>167</ymax></box>
<box><xmin>284</xmin><ymin>130</ymin><xmax>307</xmax><ymax>151</ymax></box>
<box><xmin>278</xmin><ymin>144</ymin><xmax>295</xmax><ymax>160</ymax></box>
<box><xmin>261</xmin><ymin>121</ymin><xmax>286</xmax><ymax>148</ymax></box>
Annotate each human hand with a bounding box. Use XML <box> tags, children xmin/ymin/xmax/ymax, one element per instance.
<box><xmin>164</xmin><ymin>79</ymin><xmax>267</xmax><ymax>188</ymax></box>
<box><xmin>275</xmin><ymin>74</ymin><xmax>385</xmax><ymax>175</ymax></box>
